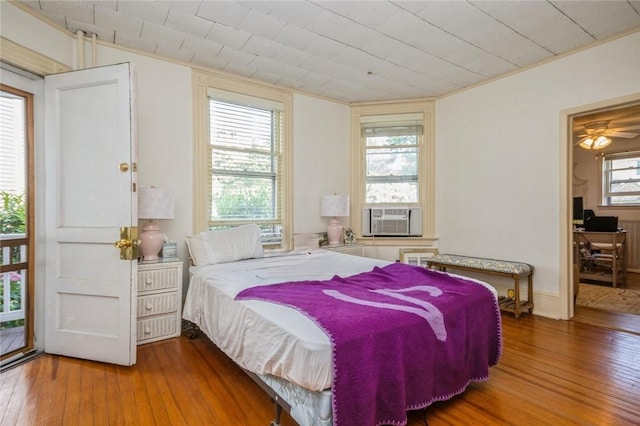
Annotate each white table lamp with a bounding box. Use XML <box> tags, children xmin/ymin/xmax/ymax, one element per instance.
<box><xmin>138</xmin><ymin>187</ymin><xmax>175</xmax><ymax>261</ymax></box>
<box><xmin>320</xmin><ymin>195</ymin><xmax>350</xmax><ymax>245</ymax></box>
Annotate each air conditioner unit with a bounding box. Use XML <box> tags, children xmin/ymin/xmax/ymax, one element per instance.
<box><xmin>362</xmin><ymin>207</ymin><xmax>422</xmax><ymax>237</ymax></box>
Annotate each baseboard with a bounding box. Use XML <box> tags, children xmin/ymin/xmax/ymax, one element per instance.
<box><xmin>530</xmin><ymin>290</ymin><xmax>564</xmax><ymax>320</ymax></box>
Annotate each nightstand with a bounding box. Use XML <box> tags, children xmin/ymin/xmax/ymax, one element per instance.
<box><xmin>321</xmin><ymin>243</ymin><xmax>366</xmax><ymax>257</ymax></box>
<box><xmin>137</xmin><ymin>258</ymin><xmax>183</xmax><ymax>345</ymax></box>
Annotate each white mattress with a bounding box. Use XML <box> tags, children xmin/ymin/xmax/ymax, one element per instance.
<box><xmin>182</xmin><ymin>249</ymin><xmax>389</xmax><ymax>391</ymax></box>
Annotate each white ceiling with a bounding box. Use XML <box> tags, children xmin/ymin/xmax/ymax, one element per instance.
<box><xmin>15</xmin><ymin>0</ymin><xmax>640</xmax><ymax>104</ymax></box>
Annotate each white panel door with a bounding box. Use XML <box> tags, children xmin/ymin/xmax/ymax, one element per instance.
<box><xmin>44</xmin><ymin>63</ymin><xmax>137</xmax><ymax>366</ymax></box>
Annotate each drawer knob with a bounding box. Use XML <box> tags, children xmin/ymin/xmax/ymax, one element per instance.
<box><xmin>145</xmin><ymin>327</ymin><xmax>151</xmax><ymax>334</ymax></box>
<box><xmin>145</xmin><ymin>278</ymin><xmax>152</xmax><ymax>285</ymax></box>
<box><xmin>145</xmin><ymin>303</ymin><xmax>153</xmax><ymax>310</ymax></box>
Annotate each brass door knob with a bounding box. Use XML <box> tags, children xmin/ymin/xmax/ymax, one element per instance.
<box><xmin>114</xmin><ymin>239</ymin><xmax>132</xmax><ymax>249</ymax></box>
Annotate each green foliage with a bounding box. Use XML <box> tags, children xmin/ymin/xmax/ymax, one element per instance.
<box><xmin>0</xmin><ymin>319</ymin><xmax>24</xmax><ymax>330</ymax></box>
<box><xmin>0</xmin><ymin>192</ymin><xmax>26</xmax><ymax>234</ymax></box>
<box><xmin>0</xmin><ymin>272</ymin><xmax>23</xmax><ymax>315</ymax></box>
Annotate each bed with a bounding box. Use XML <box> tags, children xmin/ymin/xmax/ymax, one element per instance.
<box><xmin>182</xmin><ymin>225</ymin><xmax>502</xmax><ymax>426</ymax></box>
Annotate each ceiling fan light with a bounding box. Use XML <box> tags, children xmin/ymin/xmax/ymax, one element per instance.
<box><xmin>579</xmin><ymin>137</ymin><xmax>595</xmax><ymax>149</ymax></box>
<box><xmin>594</xmin><ymin>135</ymin><xmax>612</xmax><ymax>149</ymax></box>
<box><xmin>578</xmin><ymin>135</ymin><xmax>612</xmax><ymax>150</ymax></box>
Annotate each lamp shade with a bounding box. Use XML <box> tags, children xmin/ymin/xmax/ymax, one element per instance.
<box><xmin>578</xmin><ymin>135</ymin><xmax>612</xmax><ymax>150</ymax></box>
<box><xmin>320</xmin><ymin>195</ymin><xmax>349</xmax><ymax>218</ymax></box>
<box><xmin>138</xmin><ymin>187</ymin><xmax>175</xmax><ymax>219</ymax></box>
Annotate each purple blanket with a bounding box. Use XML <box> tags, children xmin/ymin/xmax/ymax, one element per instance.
<box><xmin>236</xmin><ymin>262</ymin><xmax>502</xmax><ymax>426</ymax></box>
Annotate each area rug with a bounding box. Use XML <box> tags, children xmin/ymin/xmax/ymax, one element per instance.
<box><xmin>576</xmin><ymin>283</ymin><xmax>640</xmax><ymax>315</ymax></box>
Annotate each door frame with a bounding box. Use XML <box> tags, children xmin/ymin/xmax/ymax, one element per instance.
<box><xmin>0</xmin><ymin>83</ymin><xmax>35</xmax><ymax>362</ymax></box>
<box><xmin>0</xmin><ymin>44</ymin><xmax>70</xmax><ymax>358</ymax></box>
<box><xmin>560</xmin><ymin>92</ymin><xmax>640</xmax><ymax>320</ymax></box>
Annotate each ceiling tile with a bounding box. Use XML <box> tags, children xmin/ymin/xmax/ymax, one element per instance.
<box><xmin>237</xmin><ymin>9</ymin><xmax>286</xmax><ymax>39</ymax></box>
<box><xmin>117</xmin><ymin>1</ymin><xmax>169</xmax><ymax>26</ymax></box>
<box><xmin>159</xmin><ymin>1</ymin><xmax>201</xmax><ymax>16</ymax></box>
<box><xmin>182</xmin><ymin>34</ymin><xmax>224</xmax><ymax>58</ymax></box>
<box><xmin>471</xmin><ymin>1</ymin><xmax>594</xmax><ymax>54</ymax></box>
<box><xmin>242</xmin><ymin>36</ymin><xmax>283</xmax><ymax>57</ymax></box>
<box><xmin>140</xmin><ymin>21</ymin><xmax>185</xmax><ymax>50</ymax></box>
<box><xmin>206</xmin><ymin>23</ymin><xmax>252</xmax><ymax>50</ymax></box>
<box><xmin>115</xmin><ymin>32</ymin><xmax>157</xmax><ymax>55</ymax></box>
<box><xmin>304</xmin><ymin>9</ymin><xmax>353</xmax><ymax>37</ymax></box>
<box><xmin>193</xmin><ymin>53</ymin><xmax>229</xmax><ymax>71</ymax></box>
<box><xmin>165</xmin><ymin>7</ymin><xmax>213</xmax><ymax>38</ymax></box>
<box><xmin>299</xmin><ymin>70</ymin><xmax>333</xmax><ymax>88</ymax></box>
<box><xmin>272</xmin><ymin>45</ymin><xmax>312</xmax><ymax>66</ymax></box>
<box><xmin>222</xmin><ymin>61</ymin><xmax>258</xmax><ymax>78</ymax></box>
<box><xmin>263</xmin><ymin>1</ymin><xmax>323</xmax><ymax>27</ymax></box>
<box><xmin>216</xmin><ymin>46</ymin><xmax>256</xmax><ymax>67</ymax></box>
<box><xmin>40</xmin><ymin>1</ymin><xmax>95</xmax><ymax>24</ymax></box>
<box><xmin>156</xmin><ymin>44</ymin><xmax>195</xmax><ymax>63</ymax></box>
<box><xmin>551</xmin><ymin>1</ymin><xmax>640</xmax><ymax>38</ymax></box>
<box><xmin>197</xmin><ymin>1</ymin><xmax>250</xmax><ymax>28</ymax></box>
<box><xmin>95</xmin><ymin>6</ymin><xmax>144</xmax><ymax>38</ymax></box>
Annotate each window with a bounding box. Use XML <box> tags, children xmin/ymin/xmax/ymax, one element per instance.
<box><xmin>351</xmin><ymin>102</ymin><xmax>435</xmax><ymax>243</ymax></box>
<box><xmin>193</xmin><ymin>72</ymin><xmax>292</xmax><ymax>249</ymax></box>
<box><xmin>208</xmin><ymin>91</ymin><xmax>283</xmax><ymax>243</ymax></box>
<box><xmin>602</xmin><ymin>151</ymin><xmax>640</xmax><ymax>206</ymax></box>
<box><xmin>363</xmin><ymin>119</ymin><xmax>421</xmax><ymax>203</ymax></box>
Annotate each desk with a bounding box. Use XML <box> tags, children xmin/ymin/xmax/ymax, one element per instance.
<box><xmin>574</xmin><ymin>230</ymin><xmax>627</xmax><ymax>288</ymax></box>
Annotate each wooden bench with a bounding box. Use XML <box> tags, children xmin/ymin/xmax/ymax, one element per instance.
<box><xmin>427</xmin><ymin>254</ymin><xmax>534</xmax><ymax>318</ymax></box>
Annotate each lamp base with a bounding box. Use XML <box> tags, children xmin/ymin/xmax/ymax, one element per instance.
<box><xmin>139</xmin><ymin>220</ymin><xmax>164</xmax><ymax>261</ymax></box>
<box><xmin>327</xmin><ymin>218</ymin><xmax>343</xmax><ymax>245</ymax></box>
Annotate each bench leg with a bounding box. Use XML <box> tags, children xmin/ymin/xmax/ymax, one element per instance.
<box><xmin>528</xmin><ymin>274</ymin><xmax>534</xmax><ymax>314</ymax></box>
<box><xmin>514</xmin><ymin>276</ymin><xmax>521</xmax><ymax>318</ymax></box>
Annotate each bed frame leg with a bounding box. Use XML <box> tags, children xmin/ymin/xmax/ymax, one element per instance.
<box><xmin>269</xmin><ymin>401</ymin><xmax>282</xmax><ymax>426</ymax></box>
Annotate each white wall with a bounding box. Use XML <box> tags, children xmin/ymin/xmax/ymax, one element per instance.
<box><xmin>292</xmin><ymin>93</ymin><xmax>350</xmax><ymax>234</ymax></box>
<box><xmin>436</xmin><ymin>32</ymin><xmax>640</xmax><ymax>317</ymax></box>
<box><xmin>94</xmin><ymin>45</ymin><xmax>193</xmax><ymax>263</ymax></box>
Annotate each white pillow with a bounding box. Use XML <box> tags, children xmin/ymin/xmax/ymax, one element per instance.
<box><xmin>185</xmin><ymin>224</ymin><xmax>264</xmax><ymax>265</ymax></box>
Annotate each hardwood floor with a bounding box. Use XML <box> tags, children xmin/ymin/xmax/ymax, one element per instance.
<box><xmin>574</xmin><ymin>272</ymin><xmax>640</xmax><ymax>335</ymax></box>
<box><xmin>2</xmin><ymin>314</ymin><xmax>640</xmax><ymax>425</ymax></box>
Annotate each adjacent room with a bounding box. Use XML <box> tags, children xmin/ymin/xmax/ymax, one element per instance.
<box><xmin>1</xmin><ymin>1</ymin><xmax>639</xmax><ymax>425</ymax></box>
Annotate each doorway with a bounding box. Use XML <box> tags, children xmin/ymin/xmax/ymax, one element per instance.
<box><xmin>568</xmin><ymin>100</ymin><xmax>640</xmax><ymax>328</ymax></box>
<box><xmin>1</xmin><ymin>82</ymin><xmax>35</xmax><ymax>363</ymax></box>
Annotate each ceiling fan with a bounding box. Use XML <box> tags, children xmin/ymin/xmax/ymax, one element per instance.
<box><xmin>575</xmin><ymin>120</ymin><xmax>640</xmax><ymax>150</ymax></box>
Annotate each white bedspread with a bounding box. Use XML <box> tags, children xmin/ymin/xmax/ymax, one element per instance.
<box><xmin>182</xmin><ymin>250</ymin><xmax>388</xmax><ymax>391</ymax></box>
<box><xmin>182</xmin><ymin>249</ymin><xmax>498</xmax><ymax>393</ymax></box>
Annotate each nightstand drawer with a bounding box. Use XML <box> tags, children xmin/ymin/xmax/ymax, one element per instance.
<box><xmin>138</xmin><ymin>292</ymin><xmax>178</xmax><ymax>318</ymax></box>
<box><xmin>137</xmin><ymin>314</ymin><xmax>179</xmax><ymax>343</ymax></box>
<box><xmin>138</xmin><ymin>268</ymin><xmax>179</xmax><ymax>293</ymax></box>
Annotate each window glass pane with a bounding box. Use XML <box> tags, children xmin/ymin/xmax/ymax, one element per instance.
<box><xmin>366</xmin><ymin>182</ymin><xmax>418</xmax><ymax>203</ymax></box>
<box><xmin>366</xmin><ymin>147</ymin><xmax>417</xmax><ymax>177</ymax></box>
<box><xmin>366</xmin><ymin>134</ymin><xmax>417</xmax><ymax>147</ymax></box>
<box><xmin>609</xmin><ymin>181</ymin><xmax>640</xmax><ymax>194</ymax></box>
<box><xmin>211</xmin><ymin>175</ymin><xmax>275</xmax><ymax>220</ymax></box>
<box><xmin>210</xmin><ymin>101</ymin><xmax>273</xmax><ymax>151</ymax></box>
<box><xmin>604</xmin><ymin>153</ymin><xmax>640</xmax><ymax>206</ymax></box>
<box><xmin>608</xmin><ymin>195</ymin><xmax>640</xmax><ymax>205</ymax></box>
<box><xmin>0</xmin><ymin>91</ymin><xmax>27</xmax><ymax>236</ymax></box>
<box><xmin>211</xmin><ymin>148</ymin><xmax>275</xmax><ymax>174</ymax></box>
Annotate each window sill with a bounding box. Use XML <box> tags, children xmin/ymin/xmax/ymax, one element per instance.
<box><xmin>358</xmin><ymin>236</ymin><xmax>438</xmax><ymax>246</ymax></box>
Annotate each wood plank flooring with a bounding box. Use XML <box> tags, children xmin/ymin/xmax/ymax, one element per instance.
<box><xmin>2</xmin><ymin>314</ymin><xmax>640</xmax><ymax>426</ymax></box>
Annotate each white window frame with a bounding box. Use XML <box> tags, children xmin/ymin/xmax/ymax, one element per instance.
<box><xmin>193</xmin><ymin>70</ymin><xmax>293</xmax><ymax>249</ymax></box>
<box><xmin>601</xmin><ymin>150</ymin><xmax>640</xmax><ymax>206</ymax></box>
<box><xmin>350</xmin><ymin>101</ymin><xmax>435</xmax><ymax>245</ymax></box>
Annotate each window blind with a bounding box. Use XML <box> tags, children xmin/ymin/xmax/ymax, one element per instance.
<box><xmin>208</xmin><ymin>95</ymin><xmax>284</xmax><ymax>243</ymax></box>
